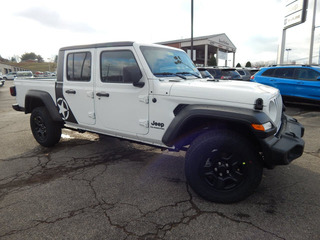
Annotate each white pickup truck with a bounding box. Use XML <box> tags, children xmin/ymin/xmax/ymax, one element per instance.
<box><xmin>10</xmin><ymin>42</ymin><xmax>305</xmax><ymax>203</ymax></box>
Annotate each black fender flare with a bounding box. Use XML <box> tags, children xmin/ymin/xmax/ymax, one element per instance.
<box><xmin>162</xmin><ymin>104</ymin><xmax>276</xmax><ymax>147</ymax></box>
<box><xmin>25</xmin><ymin>90</ymin><xmax>63</xmax><ymax>122</ymax></box>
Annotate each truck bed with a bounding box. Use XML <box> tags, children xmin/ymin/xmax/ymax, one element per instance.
<box><xmin>14</xmin><ymin>78</ymin><xmax>57</xmax><ymax>109</ymax></box>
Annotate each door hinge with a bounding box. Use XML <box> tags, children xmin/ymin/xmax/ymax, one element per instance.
<box><xmin>139</xmin><ymin>95</ymin><xmax>149</xmax><ymax>104</ymax></box>
<box><xmin>139</xmin><ymin>119</ymin><xmax>149</xmax><ymax>128</ymax></box>
<box><xmin>87</xmin><ymin>91</ymin><xmax>94</xmax><ymax>99</ymax></box>
<box><xmin>88</xmin><ymin>112</ymin><xmax>96</xmax><ymax>119</ymax></box>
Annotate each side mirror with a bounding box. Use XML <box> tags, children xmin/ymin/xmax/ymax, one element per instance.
<box><xmin>123</xmin><ymin>65</ymin><xmax>144</xmax><ymax>88</ymax></box>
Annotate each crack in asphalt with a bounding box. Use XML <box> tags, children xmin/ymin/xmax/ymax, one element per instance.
<box><xmin>0</xmin><ymin>138</ymin><xmax>308</xmax><ymax>239</ymax></box>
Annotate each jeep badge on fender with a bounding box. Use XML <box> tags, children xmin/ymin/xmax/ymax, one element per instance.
<box><xmin>10</xmin><ymin>42</ymin><xmax>305</xmax><ymax>203</ymax></box>
<box><xmin>151</xmin><ymin>121</ymin><xmax>165</xmax><ymax>129</ymax></box>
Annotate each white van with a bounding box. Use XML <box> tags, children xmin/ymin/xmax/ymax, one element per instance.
<box><xmin>16</xmin><ymin>71</ymin><xmax>34</xmax><ymax>78</ymax></box>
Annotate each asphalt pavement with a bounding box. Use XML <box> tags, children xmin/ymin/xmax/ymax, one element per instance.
<box><xmin>0</xmin><ymin>82</ymin><xmax>319</xmax><ymax>240</ymax></box>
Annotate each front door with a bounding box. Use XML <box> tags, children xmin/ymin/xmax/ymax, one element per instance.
<box><xmin>94</xmin><ymin>47</ymin><xmax>149</xmax><ymax>135</ymax></box>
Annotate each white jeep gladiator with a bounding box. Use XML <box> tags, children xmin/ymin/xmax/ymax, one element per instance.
<box><xmin>10</xmin><ymin>42</ymin><xmax>305</xmax><ymax>203</ymax></box>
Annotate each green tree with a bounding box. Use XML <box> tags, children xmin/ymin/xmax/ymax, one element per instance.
<box><xmin>236</xmin><ymin>63</ymin><xmax>241</xmax><ymax>67</ymax></box>
<box><xmin>208</xmin><ymin>56</ymin><xmax>217</xmax><ymax>66</ymax></box>
<box><xmin>245</xmin><ymin>61</ymin><xmax>252</xmax><ymax>67</ymax></box>
<box><xmin>37</xmin><ymin>55</ymin><xmax>44</xmax><ymax>63</ymax></box>
<box><xmin>21</xmin><ymin>52</ymin><xmax>44</xmax><ymax>63</ymax></box>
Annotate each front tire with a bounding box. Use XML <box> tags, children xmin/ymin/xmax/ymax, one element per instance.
<box><xmin>185</xmin><ymin>130</ymin><xmax>263</xmax><ymax>203</ymax></box>
<box><xmin>30</xmin><ymin>107</ymin><xmax>61</xmax><ymax>147</ymax></box>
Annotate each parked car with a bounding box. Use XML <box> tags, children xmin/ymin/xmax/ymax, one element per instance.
<box><xmin>0</xmin><ymin>74</ymin><xmax>4</xmax><ymax>87</ymax></box>
<box><xmin>198</xmin><ymin>67</ymin><xmax>242</xmax><ymax>80</ymax></box>
<box><xmin>9</xmin><ymin>41</ymin><xmax>305</xmax><ymax>203</ymax></box>
<box><xmin>16</xmin><ymin>71</ymin><xmax>34</xmax><ymax>78</ymax></box>
<box><xmin>2</xmin><ymin>72</ymin><xmax>17</xmax><ymax>80</ymax></box>
<box><xmin>246</xmin><ymin>67</ymin><xmax>260</xmax><ymax>76</ymax></box>
<box><xmin>198</xmin><ymin>69</ymin><xmax>214</xmax><ymax>79</ymax></box>
<box><xmin>251</xmin><ymin>65</ymin><xmax>320</xmax><ymax>104</ymax></box>
<box><xmin>236</xmin><ymin>68</ymin><xmax>251</xmax><ymax>81</ymax></box>
<box><xmin>34</xmin><ymin>71</ymin><xmax>44</xmax><ymax>77</ymax></box>
<box><xmin>44</xmin><ymin>71</ymin><xmax>56</xmax><ymax>77</ymax></box>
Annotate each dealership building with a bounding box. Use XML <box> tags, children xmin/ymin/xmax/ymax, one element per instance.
<box><xmin>158</xmin><ymin>33</ymin><xmax>236</xmax><ymax>67</ymax></box>
<box><xmin>0</xmin><ymin>62</ymin><xmax>28</xmax><ymax>75</ymax></box>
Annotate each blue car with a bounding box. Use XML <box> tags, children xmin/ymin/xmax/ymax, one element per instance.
<box><xmin>251</xmin><ymin>65</ymin><xmax>320</xmax><ymax>104</ymax></box>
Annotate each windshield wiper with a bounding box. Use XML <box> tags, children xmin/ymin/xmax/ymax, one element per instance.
<box><xmin>153</xmin><ymin>72</ymin><xmax>186</xmax><ymax>80</ymax></box>
<box><xmin>176</xmin><ymin>71</ymin><xmax>201</xmax><ymax>78</ymax></box>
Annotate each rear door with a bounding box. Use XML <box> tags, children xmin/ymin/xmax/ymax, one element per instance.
<box><xmin>60</xmin><ymin>49</ymin><xmax>96</xmax><ymax>125</ymax></box>
<box><xmin>293</xmin><ymin>68</ymin><xmax>320</xmax><ymax>101</ymax></box>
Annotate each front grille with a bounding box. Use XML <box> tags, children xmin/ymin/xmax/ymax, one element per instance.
<box><xmin>274</xmin><ymin>94</ymin><xmax>283</xmax><ymax>133</ymax></box>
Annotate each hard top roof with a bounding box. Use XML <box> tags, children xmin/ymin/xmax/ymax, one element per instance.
<box><xmin>60</xmin><ymin>41</ymin><xmax>134</xmax><ymax>51</ymax></box>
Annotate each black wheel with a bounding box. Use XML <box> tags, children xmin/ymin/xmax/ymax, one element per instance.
<box><xmin>30</xmin><ymin>107</ymin><xmax>61</xmax><ymax>147</ymax></box>
<box><xmin>185</xmin><ymin>130</ymin><xmax>263</xmax><ymax>203</ymax></box>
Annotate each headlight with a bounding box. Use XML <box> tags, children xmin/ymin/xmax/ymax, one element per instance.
<box><xmin>269</xmin><ymin>100</ymin><xmax>277</xmax><ymax>123</ymax></box>
<box><xmin>269</xmin><ymin>95</ymin><xmax>283</xmax><ymax>133</ymax></box>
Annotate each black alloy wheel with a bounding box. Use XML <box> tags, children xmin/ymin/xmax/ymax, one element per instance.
<box><xmin>33</xmin><ymin>115</ymin><xmax>48</xmax><ymax>142</ymax></box>
<box><xmin>201</xmin><ymin>148</ymin><xmax>248</xmax><ymax>191</ymax></box>
<box><xmin>185</xmin><ymin>130</ymin><xmax>263</xmax><ymax>203</ymax></box>
<box><xmin>30</xmin><ymin>107</ymin><xmax>61</xmax><ymax>147</ymax></box>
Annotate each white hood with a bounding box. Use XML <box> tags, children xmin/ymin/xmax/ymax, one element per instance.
<box><xmin>169</xmin><ymin>80</ymin><xmax>279</xmax><ymax>106</ymax></box>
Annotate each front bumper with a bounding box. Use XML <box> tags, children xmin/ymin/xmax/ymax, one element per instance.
<box><xmin>260</xmin><ymin>114</ymin><xmax>305</xmax><ymax>167</ymax></box>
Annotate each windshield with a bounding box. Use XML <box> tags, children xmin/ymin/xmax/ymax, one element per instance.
<box><xmin>140</xmin><ymin>46</ymin><xmax>201</xmax><ymax>79</ymax></box>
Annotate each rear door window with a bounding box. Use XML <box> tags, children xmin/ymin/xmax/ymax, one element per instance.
<box><xmin>274</xmin><ymin>68</ymin><xmax>294</xmax><ymax>79</ymax></box>
<box><xmin>67</xmin><ymin>52</ymin><xmax>91</xmax><ymax>81</ymax></box>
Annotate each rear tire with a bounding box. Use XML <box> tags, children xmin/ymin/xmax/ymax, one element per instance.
<box><xmin>30</xmin><ymin>107</ymin><xmax>61</xmax><ymax>147</ymax></box>
<box><xmin>185</xmin><ymin>130</ymin><xmax>263</xmax><ymax>203</ymax></box>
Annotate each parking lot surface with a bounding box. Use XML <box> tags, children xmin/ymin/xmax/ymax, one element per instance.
<box><xmin>0</xmin><ymin>83</ymin><xmax>319</xmax><ymax>239</ymax></box>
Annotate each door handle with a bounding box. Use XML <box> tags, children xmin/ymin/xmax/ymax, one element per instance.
<box><xmin>65</xmin><ymin>89</ymin><xmax>76</xmax><ymax>94</ymax></box>
<box><xmin>96</xmin><ymin>92</ymin><xmax>110</xmax><ymax>97</ymax></box>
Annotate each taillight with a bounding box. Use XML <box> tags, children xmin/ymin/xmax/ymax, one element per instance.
<box><xmin>250</xmin><ymin>75</ymin><xmax>255</xmax><ymax>81</ymax></box>
<box><xmin>10</xmin><ymin>86</ymin><xmax>16</xmax><ymax>96</ymax></box>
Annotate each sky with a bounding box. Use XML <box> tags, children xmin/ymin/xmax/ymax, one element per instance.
<box><xmin>1</xmin><ymin>0</ymin><xmax>320</xmax><ymax>66</ymax></box>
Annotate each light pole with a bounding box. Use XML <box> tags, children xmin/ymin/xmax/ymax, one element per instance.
<box><xmin>309</xmin><ymin>0</ymin><xmax>317</xmax><ymax>64</ymax></box>
<box><xmin>47</xmin><ymin>58</ymin><xmax>51</xmax><ymax>72</ymax></box>
<box><xmin>285</xmin><ymin>48</ymin><xmax>292</xmax><ymax>63</ymax></box>
<box><xmin>316</xmin><ymin>26</ymin><xmax>320</xmax><ymax>64</ymax></box>
<box><xmin>191</xmin><ymin>0</ymin><xmax>194</xmax><ymax>61</ymax></box>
